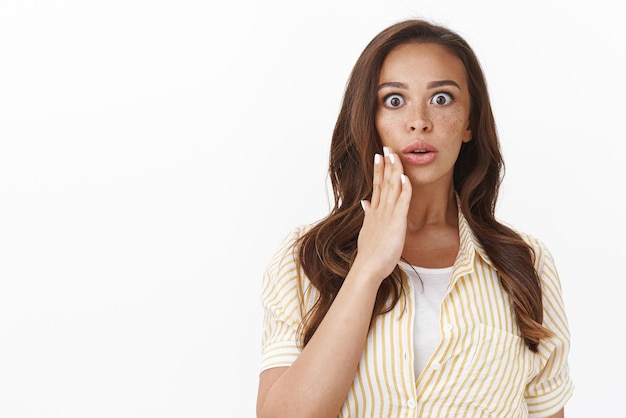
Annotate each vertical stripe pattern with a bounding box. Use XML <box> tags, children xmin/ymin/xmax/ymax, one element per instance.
<box><xmin>260</xmin><ymin>210</ymin><xmax>574</xmax><ymax>417</ymax></box>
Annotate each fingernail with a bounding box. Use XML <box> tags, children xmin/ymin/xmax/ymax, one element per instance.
<box><xmin>383</xmin><ymin>147</ymin><xmax>390</xmax><ymax>157</ymax></box>
<box><xmin>374</xmin><ymin>154</ymin><xmax>381</xmax><ymax>164</ymax></box>
<box><xmin>389</xmin><ymin>154</ymin><xmax>395</xmax><ymax>164</ymax></box>
<box><xmin>401</xmin><ymin>174</ymin><xmax>406</xmax><ymax>184</ymax></box>
<box><xmin>360</xmin><ymin>200</ymin><xmax>366</xmax><ymax>211</ymax></box>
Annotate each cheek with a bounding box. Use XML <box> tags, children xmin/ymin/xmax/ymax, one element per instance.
<box><xmin>435</xmin><ymin>108</ymin><xmax>469</xmax><ymax>135</ymax></box>
<box><xmin>375</xmin><ymin>113</ymin><xmax>396</xmax><ymax>142</ymax></box>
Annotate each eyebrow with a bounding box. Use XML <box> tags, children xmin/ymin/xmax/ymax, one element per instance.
<box><xmin>377</xmin><ymin>80</ymin><xmax>461</xmax><ymax>91</ymax></box>
<box><xmin>427</xmin><ymin>80</ymin><xmax>461</xmax><ymax>89</ymax></box>
<box><xmin>377</xmin><ymin>81</ymin><xmax>407</xmax><ymax>90</ymax></box>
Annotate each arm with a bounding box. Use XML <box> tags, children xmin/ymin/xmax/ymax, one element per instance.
<box><xmin>548</xmin><ymin>409</ymin><xmax>564</xmax><ymax>418</ymax></box>
<box><xmin>256</xmin><ymin>263</ymin><xmax>385</xmax><ymax>418</ymax></box>
<box><xmin>524</xmin><ymin>237</ymin><xmax>574</xmax><ymax>416</ymax></box>
<box><xmin>256</xmin><ymin>150</ymin><xmax>411</xmax><ymax>418</ymax></box>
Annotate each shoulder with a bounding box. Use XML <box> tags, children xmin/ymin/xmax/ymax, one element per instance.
<box><xmin>262</xmin><ymin>224</ymin><xmax>315</xmax><ymax>289</ymax></box>
<box><xmin>261</xmin><ymin>224</ymin><xmax>318</xmax><ymax>319</ymax></box>
<box><xmin>265</xmin><ymin>225</ymin><xmax>306</xmax><ymax>272</ymax></box>
<box><xmin>508</xmin><ymin>229</ymin><xmax>568</xmax><ymax>307</ymax></box>
<box><xmin>514</xmin><ymin>230</ymin><xmax>556</xmax><ymax>276</ymax></box>
<box><xmin>267</xmin><ymin>224</ymin><xmax>314</xmax><ymax>265</ymax></box>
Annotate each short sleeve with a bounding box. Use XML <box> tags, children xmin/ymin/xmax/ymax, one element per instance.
<box><xmin>523</xmin><ymin>236</ymin><xmax>574</xmax><ymax>416</ymax></box>
<box><xmin>259</xmin><ymin>226</ymin><xmax>311</xmax><ymax>372</ymax></box>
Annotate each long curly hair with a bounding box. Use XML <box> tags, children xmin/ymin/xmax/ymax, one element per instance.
<box><xmin>297</xmin><ymin>19</ymin><xmax>551</xmax><ymax>352</ymax></box>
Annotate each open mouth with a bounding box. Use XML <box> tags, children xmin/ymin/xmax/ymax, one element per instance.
<box><xmin>402</xmin><ymin>141</ymin><xmax>438</xmax><ymax>163</ymax></box>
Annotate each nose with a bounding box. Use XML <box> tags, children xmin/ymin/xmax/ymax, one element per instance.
<box><xmin>408</xmin><ymin>104</ymin><xmax>432</xmax><ymax>133</ymax></box>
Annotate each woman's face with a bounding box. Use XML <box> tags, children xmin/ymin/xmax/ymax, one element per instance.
<box><xmin>375</xmin><ymin>42</ymin><xmax>472</xmax><ymax>189</ymax></box>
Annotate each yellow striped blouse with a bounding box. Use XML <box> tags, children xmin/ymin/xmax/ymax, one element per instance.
<box><xmin>260</xmin><ymin>209</ymin><xmax>574</xmax><ymax>417</ymax></box>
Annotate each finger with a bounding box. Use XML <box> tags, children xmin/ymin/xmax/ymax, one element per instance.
<box><xmin>395</xmin><ymin>173</ymin><xmax>412</xmax><ymax>215</ymax></box>
<box><xmin>370</xmin><ymin>153</ymin><xmax>383</xmax><ymax>208</ymax></box>
<box><xmin>380</xmin><ymin>147</ymin><xmax>403</xmax><ymax>208</ymax></box>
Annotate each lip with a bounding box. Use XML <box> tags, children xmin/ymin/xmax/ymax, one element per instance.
<box><xmin>401</xmin><ymin>140</ymin><xmax>438</xmax><ymax>165</ymax></box>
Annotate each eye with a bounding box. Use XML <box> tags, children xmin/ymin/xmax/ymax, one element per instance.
<box><xmin>430</xmin><ymin>92</ymin><xmax>453</xmax><ymax>105</ymax></box>
<box><xmin>383</xmin><ymin>94</ymin><xmax>405</xmax><ymax>108</ymax></box>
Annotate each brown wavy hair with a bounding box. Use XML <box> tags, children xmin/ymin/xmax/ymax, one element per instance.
<box><xmin>296</xmin><ymin>19</ymin><xmax>551</xmax><ymax>352</ymax></box>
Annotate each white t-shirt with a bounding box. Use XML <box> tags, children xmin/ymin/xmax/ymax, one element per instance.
<box><xmin>399</xmin><ymin>261</ymin><xmax>453</xmax><ymax>378</ymax></box>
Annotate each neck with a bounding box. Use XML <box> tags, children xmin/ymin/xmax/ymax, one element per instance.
<box><xmin>406</xmin><ymin>184</ymin><xmax>458</xmax><ymax>232</ymax></box>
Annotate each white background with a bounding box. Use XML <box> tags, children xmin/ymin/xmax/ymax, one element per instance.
<box><xmin>1</xmin><ymin>1</ymin><xmax>624</xmax><ymax>417</ymax></box>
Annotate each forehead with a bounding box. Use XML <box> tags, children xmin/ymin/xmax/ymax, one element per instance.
<box><xmin>379</xmin><ymin>42</ymin><xmax>467</xmax><ymax>86</ymax></box>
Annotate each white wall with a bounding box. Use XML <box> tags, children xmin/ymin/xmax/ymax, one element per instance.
<box><xmin>0</xmin><ymin>1</ymin><xmax>623</xmax><ymax>417</ymax></box>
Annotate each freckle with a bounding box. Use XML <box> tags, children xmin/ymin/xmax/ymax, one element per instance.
<box><xmin>436</xmin><ymin>108</ymin><xmax>465</xmax><ymax>132</ymax></box>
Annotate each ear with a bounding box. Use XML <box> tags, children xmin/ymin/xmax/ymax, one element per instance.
<box><xmin>462</xmin><ymin>124</ymin><xmax>472</xmax><ymax>143</ymax></box>
<box><xmin>463</xmin><ymin>129</ymin><xmax>472</xmax><ymax>142</ymax></box>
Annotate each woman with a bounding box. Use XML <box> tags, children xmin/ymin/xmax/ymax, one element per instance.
<box><xmin>257</xmin><ymin>19</ymin><xmax>573</xmax><ymax>417</ymax></box>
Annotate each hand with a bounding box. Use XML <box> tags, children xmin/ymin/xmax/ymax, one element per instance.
<box><xmin>354</xmin><ymin>147</ymin><xmax>412</xmax><ymax>284</ymax></box>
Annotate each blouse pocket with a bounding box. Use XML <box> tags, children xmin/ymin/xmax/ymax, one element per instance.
<box><xmin>425</xmin><ymin>323</ymin><xmax>534</xmax><ymax>417</ymax></box>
